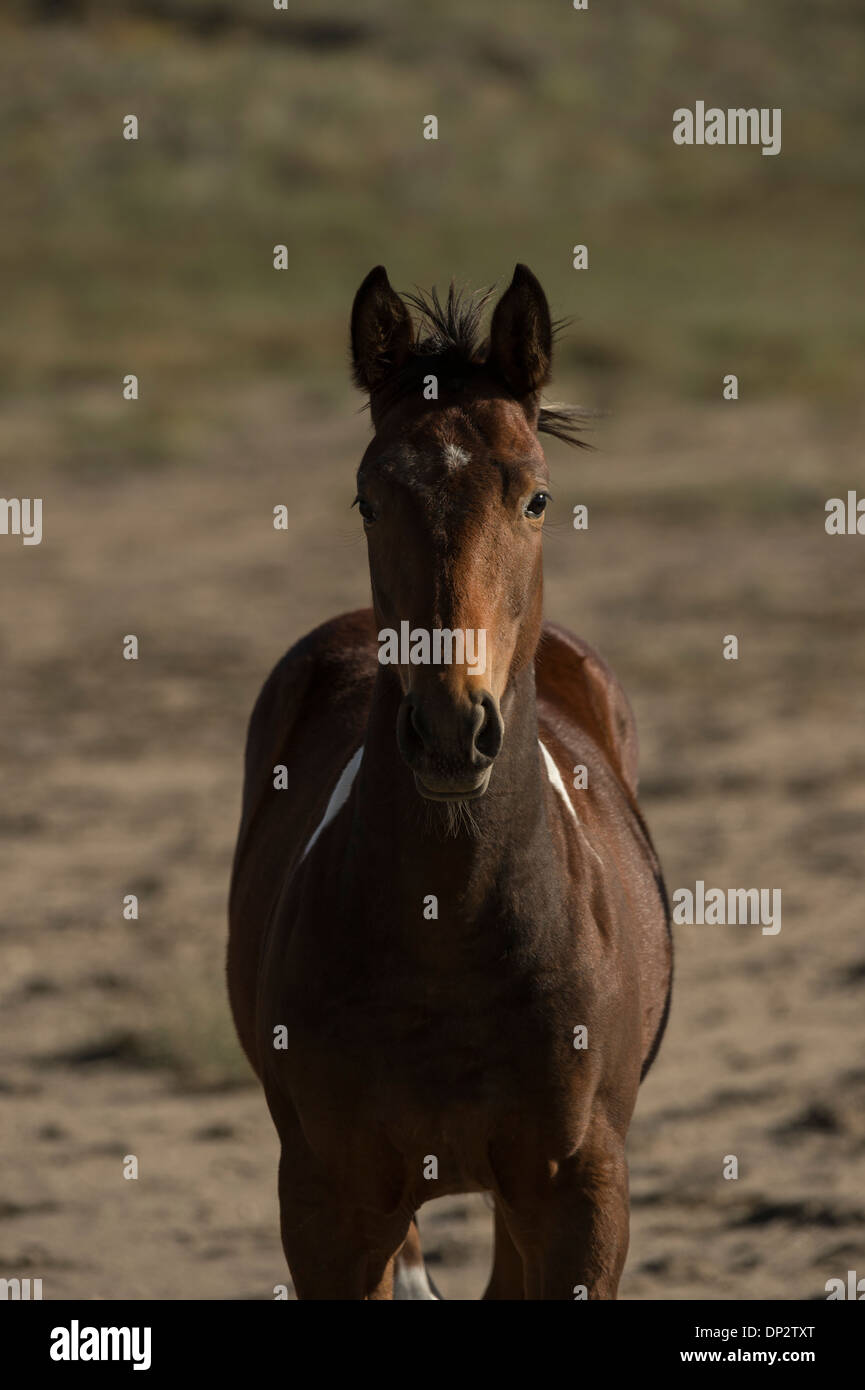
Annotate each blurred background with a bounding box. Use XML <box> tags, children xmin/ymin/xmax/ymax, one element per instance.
<box><xmin>1</xmin><ymin>0</ymin><xmax>863</xmax><ymax>1299</ymax></box>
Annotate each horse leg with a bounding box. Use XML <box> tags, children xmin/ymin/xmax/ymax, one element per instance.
<box><xmin>393</xmin><ymin>1219</ymin><xmax>440</xmax><ymax>1299</ymax></box>
<box><xmin>501</xmin><ymin>1130</ymin><xmax>631</xmax><ymax>1301</ymax></box>
<box><xmin>481</xmin><ymin>1202</ymin><xmax>525</xmax><ymax>1299</ymax></box>
<box><xmin>266</xmin><ymin>1087</ymin><xmax>413</xmax><ymax>1299</ymax></box>
<box><xmin>278</xmin><ymin>1145</ymin><xmax>412</xmax><ymax>1299</ymax></box>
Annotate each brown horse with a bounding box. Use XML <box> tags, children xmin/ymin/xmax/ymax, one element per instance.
<box><xmin>227</xmin><ymin>264</ymin><xmax>672</xmax><ymax>1300</ymax></box>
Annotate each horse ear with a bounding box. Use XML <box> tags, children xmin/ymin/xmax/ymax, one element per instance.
<box><xmin>351</xmin><ymin>266</ymin><xmax>413</xmax><ymax>394</ymax></box>
<box><xmin>487</xmin><ymin>263</ymin><xmax>552</xmax><ymax>404</ymax></box>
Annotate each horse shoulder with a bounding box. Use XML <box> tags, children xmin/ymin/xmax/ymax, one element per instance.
<box><xmin>228</xmin><ymin>609</ymin><xmax>377</xmax><ymax>1068</ymax></box>
<box><xmin>535</xmin><ymin>620</ymin><xmax>640</xmax><ymax>800</ymax></box>
<box><xmin>242</xmin><ymin>608</ymin><xmax>373</xmax><ymax>795</ymax></box>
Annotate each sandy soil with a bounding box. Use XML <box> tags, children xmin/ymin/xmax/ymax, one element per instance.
<box><xmin>1</xmin><ymin>386</ymin><xmax>863</xmax><ymax>1299</ymax></box>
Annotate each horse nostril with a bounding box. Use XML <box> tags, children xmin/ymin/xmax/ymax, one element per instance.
<box><xmin>398</xmin><ymin>690</ymin><xmax>502</xmax><ymax>775</ymax></box>
<box><xmin>397</xmin><ymin>694</ymin><xmax>427</xmax><ymax>761</ymax></box>
<box><xmin>474</xmin><ymin>692</ymin><xmax>504</xmax><ymax>760</ymax></box>
<box><xmin>409</xmin><ymin>701</ymin><xmax>426</xmax><ymax>744</ymax></box>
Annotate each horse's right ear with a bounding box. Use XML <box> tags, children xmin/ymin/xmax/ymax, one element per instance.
<box><xmin>351</xmin><ymin>266</ymin><xmax>413</xmax><ymax>394</ymax></box>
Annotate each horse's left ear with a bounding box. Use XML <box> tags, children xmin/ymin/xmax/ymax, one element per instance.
<box><xmin>487</xmin><ymin>264</ymin><xmax>552</xmax><ymax>407</ymax></box>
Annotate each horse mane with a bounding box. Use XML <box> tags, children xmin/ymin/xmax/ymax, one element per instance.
<box><xmin>386</xmin><ymin>282</ymin><xmax>594</xmax><ymax>450</ymax></box>
<box><xmin>402</xmin><ymin>283</ymin><xmax>494</xmax><ymax>363</ymax></box>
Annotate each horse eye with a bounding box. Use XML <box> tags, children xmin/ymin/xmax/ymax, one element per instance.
<box><xmin>525</xmin><ymin>492</ymin><xmax>549</xmax><ymax>519</ymax></box>
<box><xmin>356</xmin><ymin>497</ymin><xmax>376</xmax><ymax>523</ymax></box>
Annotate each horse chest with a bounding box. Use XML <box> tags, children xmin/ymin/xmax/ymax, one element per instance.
<box><xmin>278</xmin><ymin>952</ymin><xmax>594</xmax><ymax>1145</ymax></box>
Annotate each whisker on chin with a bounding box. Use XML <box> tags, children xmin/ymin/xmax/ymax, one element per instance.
<box><xmin>421</xmin><ymin>795</ymin><xmax>482</xmax><ymax>840</ymax></box>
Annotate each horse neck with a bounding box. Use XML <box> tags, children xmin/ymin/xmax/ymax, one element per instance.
<box><xmin>350</xmin><ymin>661</ymin><xmax>558</xmax><ymax>925</ymax></box>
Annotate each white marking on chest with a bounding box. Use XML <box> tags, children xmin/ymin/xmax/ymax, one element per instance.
<box><xmin>539</xmin><ymin>738</ymin><xmax>604</xmax><ymax>868</ymax></box>
<box><xmin>301</xmin><ymin>746</ymin><xmax>363</xmax><ymax>860</ymax></box>
<box><xmin>539</xmin><ymin>739</ymin><xmax>577</xmax><ymax>821</ymax></box>
<box><xmin>301</xmin><ymin>741</ymin><xmax>601</xmax><ymax>866</ymax></box>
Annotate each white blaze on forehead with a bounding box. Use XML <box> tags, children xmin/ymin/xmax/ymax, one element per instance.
<box><xmin>443</xmin><ymin>443</ymin><xmax>470</xmax><ymax>469</ymax></box>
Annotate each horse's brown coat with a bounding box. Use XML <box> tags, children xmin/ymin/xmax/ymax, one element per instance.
<box><xmin>228</xmin><ymin>266</ymin><xmax>672</xmax><ymax>1298</ymax></box>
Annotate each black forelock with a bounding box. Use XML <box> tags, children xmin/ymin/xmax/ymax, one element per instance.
<box><xmin>367</xmin><ymin>280</ymin><xmax>594</xmax><ymax>449</ymax></box>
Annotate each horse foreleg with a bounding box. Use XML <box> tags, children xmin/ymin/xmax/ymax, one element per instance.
<box><xmin>393</xmin><ymin>1219</ymin><xmax>440</xmax><ymax>1299</ymax></box>
<box><xmin>500</xmin><ymin>1133</ymin><xmax>630</xmax><ymax>1301</ymax></box>
<box><xmin>482</xmin><ymin>1202</ymin><xmax>525</xmax><ymax>1299</ymax></box>
<box><xmin>278</xmin><ymin>1151</ymin><xmax>411</xmax><ymax>1299</ymax></box>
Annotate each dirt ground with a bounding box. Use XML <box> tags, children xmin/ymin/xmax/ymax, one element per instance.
<box><xmin>2</xmin><ymin>386</ymin><xmax>864</xmax><ymax>1299</ymax></box>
